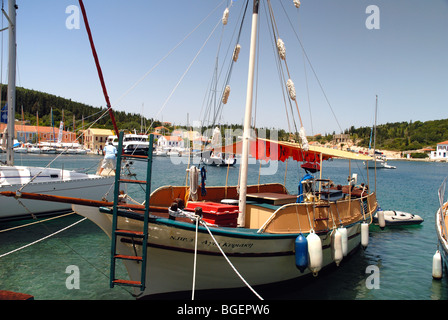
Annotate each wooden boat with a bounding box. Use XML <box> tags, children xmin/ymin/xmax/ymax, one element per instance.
<box><xmin>67</xmin><ymin>0</ymin><xmax>379</xmax><ymax>299</ymax></box>
<box><xmin>435</xmin><ymin>177</ymin><xmax>448</xmax><ymax>275</ymax></box>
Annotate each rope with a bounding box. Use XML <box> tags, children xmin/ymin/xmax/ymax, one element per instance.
<box><xmin>180</xmin><ymin>210</ymin><xmax>263</xmax><ymax>300</ymax></box>
<box><xmin>200</xmin><ymin>221</ymin><xmax>264</xmax><ymax>300</ymax></box>
<box><xmin>0</xmin><ymin>217</ymin><xmax>86</xmax><ymax>259</ymax></box>
<box><xmin>191</xmin><ymin>215</ymin><xmax>199</xmax><ymax>300</ymax></box>
<box><xmin>0</xmin><ymin>211</ymin><xmax>75</xmax><ymax>233</ymax></box>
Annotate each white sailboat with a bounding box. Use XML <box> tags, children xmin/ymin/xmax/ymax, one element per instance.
<box><xmin>0</xmin><ymin>0</ymin><xmax>114</xmax><ymax>220</ymax></box>
<box><xmin>70</xmin><ymin>0</ymin><xmax>378</xmax><ymax>299</ymax></box>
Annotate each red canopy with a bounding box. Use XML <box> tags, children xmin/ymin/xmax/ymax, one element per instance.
<box><xmin>216</xmin><ymin>137</ymin><xmax>372</xmax><ymax>163</ymax></box>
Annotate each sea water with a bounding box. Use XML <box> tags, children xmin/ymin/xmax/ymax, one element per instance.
<box><xmin>1</xmin><ymin>153</ymin><xmax>448</xmax><ymax>300</ymax></box>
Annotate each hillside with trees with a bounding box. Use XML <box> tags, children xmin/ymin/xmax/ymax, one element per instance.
<box><xmin>2</xmin><ymin>86</ymin><xmax>447</xmax><ymax>151</ymax></box>
<box><xmin>1</xmin><ymin>85</ymin><xmax>163</xmax><ymax>133</ymax></box>
<box><xmin>347</xmin><ymin>119</ymin><xmax>448</xmax><ymax>151</ymax></box>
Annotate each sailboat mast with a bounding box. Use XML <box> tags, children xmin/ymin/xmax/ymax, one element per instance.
<box><xmin>238</xmin><ymin>0</ymin><xmax>259</xmax><ymax>227</ymax></box>
<box><xmin>5</xmin><ymin>0</ymin><xmax>16</xmax><ymax>166</ymax></box>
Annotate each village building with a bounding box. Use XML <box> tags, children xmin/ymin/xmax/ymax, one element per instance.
<box><xmin>0</xmin><ymin>123</ymin><xmax>76</xmax><ymax>144</ymax></box>
<box><xmin>154</xmin><ymin>126</ymin><xmax>170</xmax><ymax>135</ymax></box>
<box><xmin>332</xmin><ymin>134</ymin><xmax>350</xmax><ymax>144</ymax></box>
<box><xmin>157</xmin><ymin>135</ymin><xmax>185</xmax><ymax>150</ymax></box>
<box><xmin>430</xmin><ymin>141</ymin><xmax>448</xmax><ymax>161</ymax></box>
<box><xmin>82</xmin><ymin>128</ymin><xmax>115</xmax><ymax>153</ymax></box>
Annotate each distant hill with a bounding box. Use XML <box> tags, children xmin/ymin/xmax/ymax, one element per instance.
<box><xmin>1</xmin><ymin>86</ymin><xmax>446</xmax><ymax>151</ymax></box>
<box><xmin>347</xmin><ymin>119</ymin><xmax>448</xmax><ymax>151</ymax></box>
<box><xmin>0</xmin><ymin>85</ymin><xmax>162</xmax><ymax>133</ymax></box>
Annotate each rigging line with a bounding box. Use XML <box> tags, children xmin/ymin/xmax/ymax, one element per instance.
<box><xmin>262</xmin><ymin>0</ymin><xmax>292</xmax><ymax>136</ymax></box>
<box><xmin>265</xmin><ymin>1</ymin><xmax>301</xmax><ymax>142</ymax></box>
<box><xmin>265</xmin><ymin>1</ymin><xmax>310</xmax><ymax>165</ymax></box>
<box><xmin>280</xmin><ymin>2</ymin><xmax>343</xmax><ymax>133</ymax></box>
<box><xmin>147</xmin><ymin>19</ymin><xmax>223</xmax><ymax>131</ymax></box>
<box><xmin>267</xmin><ymin>0</ymin><xmax>303</xmax><ymax>128</ymax></box>
<box><xmin>290</xmin><ymin>3</ymin><xmax>314</xmax><ymax>136</ymax></box>
<box><xmin>213</xmin><ymin>7</ymin><xmax>249</xmax><ymax>125</ymax></box>
<box><xmin>16</xmin><ymin>108</ymin><xmax>111</xmax><ymax>194</ymax></box>
<box><xmin>112</xmin><ymin>0</ymin><xmax>226</xmax><ymax>110</ymax></box>
<box><xmin>208</xmin><ymin>0</ymin><xmax>250</xmax><ymax>128</ymax></box>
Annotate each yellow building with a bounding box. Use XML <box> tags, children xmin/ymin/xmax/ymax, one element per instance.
<box><xmin>83</xmin><ymin>128</ymin><xmax>114</xmax><ymax>153</ymax></box>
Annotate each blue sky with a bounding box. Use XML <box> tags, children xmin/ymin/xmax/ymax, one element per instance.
<box><xmin>4</xmin><ymin>0</ymin><xmax>448</xmax><ymax>135</ymax></box>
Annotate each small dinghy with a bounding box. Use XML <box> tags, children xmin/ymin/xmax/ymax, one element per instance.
<box><xmin>374</xmin><ymin>210</ymin><xmax>423</xmax><ymax>226</ymax></box>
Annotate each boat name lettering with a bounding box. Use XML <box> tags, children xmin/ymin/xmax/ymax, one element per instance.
<box><xmin>170</xmin><ymin>235</ymin><xmax>193</xmax><ymax>242</ymax></box>
<box><xmin>201</xmin><ymin>239</ymin><xmax>253</xmax><ymax>249</ymax></box>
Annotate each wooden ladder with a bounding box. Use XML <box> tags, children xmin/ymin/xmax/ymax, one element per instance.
<box><xmin>110</xmin><ymin>131</ymin><xmax>154</xmax><ymax>291</ymax></box>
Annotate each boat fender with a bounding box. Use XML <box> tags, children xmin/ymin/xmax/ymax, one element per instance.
<box><xmin>377</xmin><ymin>207</ymin><xmax>385</xmax><ymax>230</ymax></box>
<box><xmin>338</xmin><ymin>227</ymin><xmax>348</xmax><ymax>256</ymax></box>
<box><xmin>307</xmin><ymin>231</ymin><xmax>323</xmax><ymax>276</ymax></box>
<box><xmin>361</xmin><ymin>222</ymin><xmax>369</xmax><ymax>249</ymax></box>
<box><xmin>222</xmin><ymin>8</ymin><xmax>229</xmax><ymax>25</ymax></box>
<box><xmin>331</xmin><ymin>229</ymin><xmax>343</xmax><ymax>266</ymax></box>
<box><xmin>432</xmin><ymin>250</ymin><xmax>443</xmax><ymax>280</ymax></box>
<box><xmin>294</xmin><ymin>234</ymin><xmax>308</xmax><ymax>273</ymax></box>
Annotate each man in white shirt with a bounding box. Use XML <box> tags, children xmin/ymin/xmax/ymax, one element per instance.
<box><xmin>99</xmin><ymin>142</ymin><xmax>117</xmax><ymax>175</ymax></box>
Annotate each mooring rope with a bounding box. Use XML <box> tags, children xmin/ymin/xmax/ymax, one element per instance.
<box><xmin>0</xmin><ymin>217</ymin><xmax>86</xmax><ymax>259</ymax></box>
<box><xmin>199</xmin><ymin>220</ymin><xmax>264</xmax><ymax>300</ymax></box>
<box><xmin>0</xmin><ymin>211</ymin><xmax>75</xmax><ymax>233</ymax></box>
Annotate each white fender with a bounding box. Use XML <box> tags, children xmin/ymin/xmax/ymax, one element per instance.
<box><xmin>331</xmin><ymin>229</ymin><xmax>343</xmax><ymax>266</ymax></box>
<box><xmin>307</xmin><ymin>231</ymin><xmax>323</xmax><ymax>276</ymax></box>
<box><xmin>361</xmin><ymin>222</ymin><xmax>369</xmax><ymax>249</ymax></box>
<box><xmin>338</xmin><ymin>227</ymin><xmax>348</xmax><ymax>256</ymax></box>
<box><xmin>433</xmin><ymin>250</ymin><xmax>443</xmax><ymax>280</ymax></box>
<box><xmin>377</xmin><ymin>208</ymin><xmax>386</xmax><ymax>229</ymax></box>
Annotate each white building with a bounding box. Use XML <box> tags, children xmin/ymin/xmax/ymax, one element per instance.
<box><xmin>157</xmin><ymin>135</ymin><xmax>185</xmax><ymax>150</ymax></box>
<box><xmin>430</xmin><ymin>140</ymin><xmax>448</xmax><ymax>161</ymax></box>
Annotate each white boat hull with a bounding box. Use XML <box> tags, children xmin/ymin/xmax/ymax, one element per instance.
<box><xmin>0</xmin><ymin>165</ymin><xmax>114</xmax><ymax>220</ymax></box>
<box><xmin>74</xmin><ymin>204</ymin><xmax>365</xmax><ymax>298</ymax></box>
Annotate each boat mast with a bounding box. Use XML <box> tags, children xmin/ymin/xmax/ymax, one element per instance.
<box><xmin>238</xmin><ymin>0</ymin><xmax>259</xmax><ymax>227</ymax></box>
<box><xmin>5</xmin><ymin>0</ymin><xmax>16</xmax><ymax>166</ymax></box>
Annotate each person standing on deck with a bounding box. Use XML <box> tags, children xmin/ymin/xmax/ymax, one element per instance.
<box><xmin>99</xmin><ymin>142</ymin><xmax>117</xmax><ymax>175</ymax></box>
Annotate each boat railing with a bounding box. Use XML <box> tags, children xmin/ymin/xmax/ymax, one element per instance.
<box><xmin>437</xmin><ymin>177</ymin><xmax>448</xmax><ymax>241</ymax></box>
<box><xmin>257</xmin><ymin>192</ymin><xmax>377</xmax><ymax>234</ymax></box>
<box><xmin>439</xmin><ymin>202</ymin><xmax>448</xmax><ymax>242</ymax></box>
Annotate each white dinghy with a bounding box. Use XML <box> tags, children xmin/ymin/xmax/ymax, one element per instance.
<box><xmin>374</xmin><ymin>210</ymin><xmax>423</xmax><ymax>227</ymax></box>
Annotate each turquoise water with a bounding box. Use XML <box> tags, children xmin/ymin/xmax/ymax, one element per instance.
<box><xmin>1</xmin><ymin>154</ymin><xmax>448</xmax><ymax>300</ymax></box>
